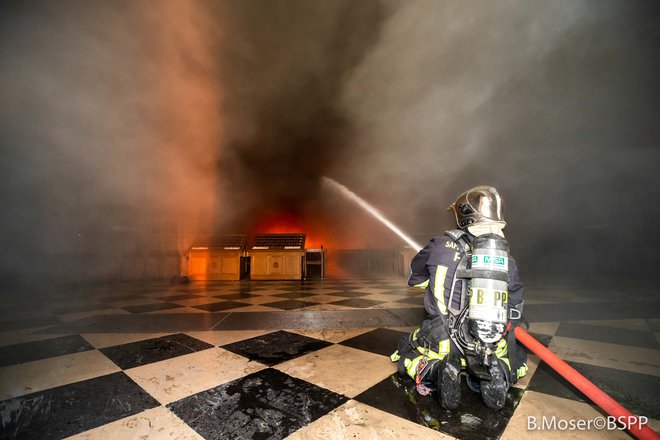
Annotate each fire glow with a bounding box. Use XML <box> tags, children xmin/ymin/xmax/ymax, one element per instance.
<box><xmin>251</xmin><ymin>211</ymin><xmax>326</xmax><ymax>249</ymax></box>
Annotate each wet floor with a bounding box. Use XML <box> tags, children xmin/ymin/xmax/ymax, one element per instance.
<box><xmin>0</xmin><ymin>275</ymin><xmax>658</xmax><ymax>439</ymax></box>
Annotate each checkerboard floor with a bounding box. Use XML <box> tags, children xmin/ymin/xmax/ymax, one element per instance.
<box><xmin>1</xmin><ymin>276</ymin><xmax>658</xmax><ymax>439</ymax></box>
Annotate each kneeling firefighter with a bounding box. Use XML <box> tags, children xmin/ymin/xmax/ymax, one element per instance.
<box><xmin>391</xmin><ymin>186</ymin><xmax>528</xmax><ymax>410</ymax></box>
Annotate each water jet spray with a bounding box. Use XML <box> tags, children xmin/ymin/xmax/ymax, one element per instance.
<box><xmin>321</xmin><ymin>176</ymin><xmax>422</xmax><ymax>251</ymax></box>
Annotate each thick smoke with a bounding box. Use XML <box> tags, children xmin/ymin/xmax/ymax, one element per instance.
<box><xmin>215</xmin><ymin>0</ymin><xmax>660</xmax><ymax>281</ymax></box>
<box><xmin>1</xmin><ymin>0</ymin><xmax>659</xmax><ymax>285</ymax></box>
<box><xmin>333</xmin><ymin>0</ymin><xmax>660</xmax><ymax>280</ymax></box>
<box><xmin>0</xmin><ymin>0</ymin><xmax>222</xmax><ymax>285</ymax></box>
<box><xmin>213</xmin><ymin>0</ymin><xmax>389</xmax><ymax>249</ymax></box>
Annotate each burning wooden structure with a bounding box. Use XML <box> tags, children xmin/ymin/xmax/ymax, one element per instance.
<box><xmin>248</xmin><ymin>233</ymin><xmax>306</xmax><ymax>280</ymax></box>
<box><xmin>187</xmin><ymin>235</ymin><xmax>247</xmax><ymax>281</ymax></box>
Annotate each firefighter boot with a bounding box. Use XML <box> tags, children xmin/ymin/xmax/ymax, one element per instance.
<box><xmin>480</xmin><ymin>358</ymin><xmax>510</xmax><ymax>410</ymax></box>
<box><xmin>438</xmin><ymin>352</ymin><xmax>462</xmax><ymax>410</ymax></box>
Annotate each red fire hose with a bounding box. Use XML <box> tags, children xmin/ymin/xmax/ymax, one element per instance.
<box><xmin>514</xmin><ymin>326</ymin><xmax>659</xmax><ymax>440</ymax></box>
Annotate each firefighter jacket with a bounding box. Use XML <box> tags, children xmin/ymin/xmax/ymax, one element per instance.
<box><xmin>408</xmin><ymin>230</ymin><xmax>524</xmax><ymax>321</ymax></box>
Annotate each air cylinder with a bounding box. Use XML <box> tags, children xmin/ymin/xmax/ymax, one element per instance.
<box><xmin>467</xmin><ymin>233</ymin><xmax>510</xmax><ymax>343</ymax></box>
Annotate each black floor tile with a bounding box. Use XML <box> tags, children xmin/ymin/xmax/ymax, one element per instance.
<box><xmin>0</xmin><ymin>372</ymin><xmax>159</xmax><ymax>439</ymax></box>
<box><xmin>373</xmin><ymin>290</ymin><xmax>407</xmax><ymax>296</ymax></box>
<box><xmin>212</xmin><ymin>293</ymin><xmax>262</xmax><ymax>300</ymax></box>
<box><xmin>296</xmin><ymin>285</ymin><xmax>324</xmax><ymax>291</ymax></box>
<box><xmin>0</xmin><ymin>335</ymin><xmax>94</xmax><ymax>367</ymax></box>
<box><xmin>0</xmin><ymin>316</ymin><xmax>61</xmax><ymax>332</ymax></box>
<box><xmin>100</xmin><ymin>333</ymin><xmax>214</xmax><ymax>369</ymax></box>
<box><xmin>49</xmin><ymin>303</ymin><xmax>111</xmax><ymax>315</ymax></box>
<box><xmin>214</xmin><ymin>307</ymin><xmax>424</xmax><ymax>331</ymax></box>
<box><xmin>329</xmin><ymin>298</ymin><xmax>385</xmax><ymax>308</ymax></box>
<box><xmin>37</xmin><ymin>308</ymin><xmax>427</xmax><ymax>333</ymax></box>
<box><xmin>397</xmin><ymin>290</ymin><xmax>427</xmax><ymax>297</ymax></box>
<box><xmin>176</xmin><ymin>287</ymin><xmax>217</xmax><ymax>294</ymax></box>
<box><xmin>355</xmin><ymin>373</ymin><xmax>524</xmax><ymax>440</ymax></box>
<box><xmin>120</xmin><ymin>287</ymin><xmax>170</xmax><ymax>295</ymax></box>
<box><xmin>307</xmin><ymin>284</ymin><xmax>343</xmax><ymax>290</ymax></box>
<box><xmin>647</xmin><ymin>319</ymin><xmax>660</xmax><ymax>332</ymax></box>
<box><xmin>340</xmin><ymin>328</ymin><xmax>408</xmax><ymax>357</ymax></box>
<box><xmin>243</xmin><ymin>286</ymin><xmax>282</xmax><ymax>292</ymax></box>
<box><xmin>167</xmin><ymin>368</ymin><xmax>347</xmax><ymax>440</ymax></box>
<box><xmin>264</xmin><ymin>284</ymin><xmax>298</xmax><ymax>288</ymax></box>
<box><xmin>581</xmin><ymin>289</ymin><xmax>655</xmax><ymax>301</ymax></box>
<box><xmin>222</xmin><ymin>330</ymin><xmax>331</xmax><ymax>366</ymax></box>
<box><xmin>330</xmin><ymin>291</ymin><xmax>370</xmax><ymax>298</ymax></box>
<box><xmin>193</xmin><ymin>301</ymin><xmax>251</xmax><ymax>312</ymax></box>
<box><xmin>36</xmin><ymin>312</ymin><xmax>231</xmax><ymax>333</ymax></box>
<box><xmin>527</xmin><ymin>360</ymin><xmax>660</xmax><ymax>419</ymax></box>
<box><xmin>260</xmin><ymin>300</ymin><xmax>318</xmax><ymax>310</ymax></box>
<box><xmin>525</xmin><ymin>300</ymin><xmax>660</xmax><ymax>322</ymax></box>
<box><xmin>0</xmin><ymin>303</ymin><xmax>47</xmax><ymax>314</ymax></box>
<box><xmin>122</xmin><ymin>302</ymin><xmax>182</xmax><ymax>313</ymax></box>
<box><xmin>273</xmin><ymin>292</ymin><xmax>317</xmax><ymax>299</ymax></box>
<box><xmin>387</xmin><ymin>304</ymin><xmax>428</xmax><ymax>327</ymax></box>
<box><xmin>157</xmin><ymin>293</ymin><xmax>204</xmax><ymax>301</ymax></box>
<box><xmin>525</xmin><ymin>361</ymin><xmax>585</xmax><ymax>403</ymax></box>
<box><xmin>98</xmin><ymin>294</ymin><xmax>146</xmax><ymax>303</ymax></box>
<box><xmin>555</xmin><ymin>322</ymin><xmax>659</xmax><ymax>349</ymax></box>
<box><xmin>396</xmin><ymin>296</ymin><xmax>425</xmax><ymax>306</ymax></box>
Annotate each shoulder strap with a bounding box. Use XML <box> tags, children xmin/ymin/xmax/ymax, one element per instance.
<box><xmin>445</xmin><ymin>229</ymin><xmax>472</xmax><ymax>253</ymax></box>
<box><xmin>445</xmin><ymin>229</ymin><xmax>465</xmax><ymax>242</ymax></box>
<box><xmin>444</xmin><ymin>230</ymin><xmax>473</xmax><ymax>317</ymax></box>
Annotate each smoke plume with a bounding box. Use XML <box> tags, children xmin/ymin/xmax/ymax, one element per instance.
<box><xmin>1</xmin><ymin>0</ymin><xmax>222</xmax><ymax>285</ymax></box>
<box><xmin>213</xmin><ymin>0</ymin><xmax>388</xmax><ymax>249</ymax></box>
<box><xmin>333</xmin><ymin>0</ymin><xmax>660</xmax><ymax>280</ymax></box>
<box><xmin>1</xmin><ymin>0</ymin><xmax>659</xmax><ymax>284</ymax></box>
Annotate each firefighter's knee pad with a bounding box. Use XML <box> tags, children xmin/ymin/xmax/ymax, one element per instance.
<box><xmin>494</xmin><ymin>337</ymin><xmax>528</xmax><ymax>382</ymax></box>
<box><xmin>515</xmin><ymin>363</ymin><xmax>529</xmax><ymax>381</ymax></box>
<box><xmin>401</xmin><ymin>354</ymin><xmax>424</xmax><ymax>380</ymax></box>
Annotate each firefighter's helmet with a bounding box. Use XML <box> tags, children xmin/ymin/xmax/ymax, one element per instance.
<box><xmin>448</xmin><ymin>186</ymin><xmax>506</xmax><ymax>229</ymax></box>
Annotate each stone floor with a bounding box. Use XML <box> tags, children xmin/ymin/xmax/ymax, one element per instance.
<box><xmin>0</xmin><ymin>275</ymin><xmax>658</xmax><ymax>439</ymax></box>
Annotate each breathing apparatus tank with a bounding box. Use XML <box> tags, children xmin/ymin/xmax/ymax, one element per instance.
<box><xmin>468</xmin><ymin>233</ymin><xmax>509</xmax><ymax>342</ymax></box>
<box><xmin>461</xmin><ymin>233</ymin><xmax>510</xmax><ymax>378</ymax></box>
